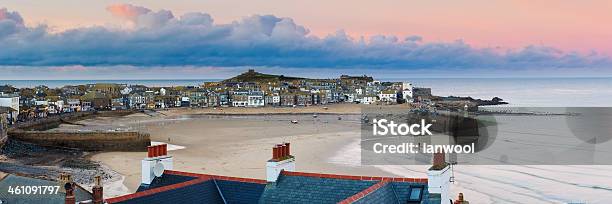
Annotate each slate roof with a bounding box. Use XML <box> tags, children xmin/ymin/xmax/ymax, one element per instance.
<box><xmin>258</xmin><ymin>173</ymin><xmax>377</xmax><ymax>203</ymax></box>
<box><xmin>106</xmin><ymin>170</ymin><xmax>266</xmax><ymax>204</ymax></box>
<box><xmin>0</xmin><ymin>174</ymin><xmax>92</xmax><ymax>204</ymax></box>
<box><xmin>106</xmin><ymin>170</ymin><xmax>433</xmax><ymax>204</ymax></box>
<box><xmin>136</xmin><ymin>173</ymin><xmax>197</xmax><ymax>192</ymax></box>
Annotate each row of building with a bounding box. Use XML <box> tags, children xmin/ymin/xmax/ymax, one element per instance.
<box><xmin>0</xmin><ymin>70</ymin><xmax>433</xmax><ymax>124</ymax></box>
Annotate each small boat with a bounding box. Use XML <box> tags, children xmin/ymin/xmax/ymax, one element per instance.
<box><xmin>291</xmin><ymin>120</ymin><xmax>299</xmax><ymax>124</ymax></box>
<box><xmin>313</xmin><ymin>113</ymin><xmax>318</xmax><ymax>118</ymax></box>
<box><xmin>338</xmin><ymin>117</ymin><xmax>342</xmax><ymax>120</ymax></box>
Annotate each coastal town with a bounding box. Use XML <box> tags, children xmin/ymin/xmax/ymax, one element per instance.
<box><xmin>0</xmin><ymin>69</ymin><xmax>506</xmax><ymax>128</ymax></box>
<box><xmin>0</xmin><ymin>70</ymin><xmax>502</xmax><ymax>204</ymax></box>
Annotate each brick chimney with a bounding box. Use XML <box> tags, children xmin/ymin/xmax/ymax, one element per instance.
<box><xmin>266</xmin><ymin>142</ymin><xmax>295</xmax><ymax>182</ymax></box>
<box><xmin>92</xmin><ymin>175</ymin><xmax>103</xmax><ymax>204</ymax></box>
<box><xmin>142</xmin><ymin>144</ymin><xmax>173</xmax><ymax>185</ymax></box>
<box><xmin>454</xmin><ymin>193</ymin><xmax>469</xmax><ymax>204</ymax></box>
<box><xmin>432</xmin><ymin>152</ymin><xmax>447</xmax><ymax>170</ymax></box>
<box><xmin>427</xmin><ymin>152</ymin><xmax>452</xmax><ymax>203</ymax></box>
<box><xmin>64</xmin><ymin>182</ymin><xmax>76</xmax><ymax>204</ymax></box>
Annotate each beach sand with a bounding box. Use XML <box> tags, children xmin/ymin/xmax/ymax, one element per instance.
<box><xmin>90</xmin><ymin>112</ymin><xmax>396</xmax><ymax>194</ymax></box>
<box><xmin>89</xmin><ymin>107</ymin><xmax>612</xmax><ymax>203</ymax></box>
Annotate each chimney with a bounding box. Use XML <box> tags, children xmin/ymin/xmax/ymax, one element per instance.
<box><xmin>64</xmin><ymin>182</ymin><xmax>75</xmax><ymax>204</ymax></box>
<box><xmin>272</xmin><ymin>145</ymin><xmax>280</xmax><ymax>161</ymax></box>
<box><xmin>433</xmin><ymin>152</ymin><xmax>446</xmax><ymax>169</ymax></box>
<box><xmin>453</xmin><ymin>193</ymin><xmax>468</xmax><ymax>204</ymax></box>
<box><xmin>427</xmin><ymin>152</ymin><xmax>452</xmax><ymax>204</ymax></box>
<box><xmin>142</xmin><ymin>144</ymin><xmax>173</xmax><ymax>185</ymax></box>
<box><xmin>92</xmin><ymin>175</ymin><xmax>103</xmax><ymax>204</ymax></box>
<box><xmin>266</xmin><ymin>142</ymin><xmax>295</xmax><ymax>182</ymax></box>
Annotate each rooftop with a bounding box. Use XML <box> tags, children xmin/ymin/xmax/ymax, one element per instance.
<box><xmin>106</xmin><ymin>170</ymin><xmax>433</xmax><ymax>204</ymax></box>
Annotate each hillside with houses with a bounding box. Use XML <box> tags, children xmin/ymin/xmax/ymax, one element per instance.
<box><xmin>0</xmin><ymin>69</ymin><xmax>506</xmax><ymax>125</ymax></box>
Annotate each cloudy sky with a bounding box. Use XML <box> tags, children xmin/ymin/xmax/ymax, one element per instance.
<box><xmin>1</xmin><ymin>1</ymin><xmax>612</xmax><ymax>79</ymax></box>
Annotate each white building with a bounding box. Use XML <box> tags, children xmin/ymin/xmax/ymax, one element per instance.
<box><xmin>360</xmin><ymin>96</ymin><xmax>378</xmax><ymax>105</ymax></box>
<box><xmin>247</xmin><ymin>95</ymin><xmax>264</xmax><ymax>107</ymax></box>
<box><xmin>402</xmin><ymin>82</ymin><xmax>413</xmax><ymax>102</ymax></box>
<box><xmin>378</xmin><ymin>90</ymin><xmax>397</xmax><ymax>103</ymax></box>
<box><xmin>0</xmin><ymin>94</ymin><xmax>19</xmax><ymax>122</ymax></box>
<box><xmin>355</xmin><ymin>88</ymin><xmax>364</xmax><ymax>95</ymax></box>
<box><xmin>272</xmin><ymin>95</ymin><xmax>280</xmax><ymax>104</ymax></box>
<box><xmin>66</xmin><ymin>99</ymin><xmax>81</xmax><ymax>112</ymax></box>
<box><xmin>0</xmin><ymin>95</ymin><xmax>19</xmax><ymax>123</ymax></box>
<box><xmin>49</xmin><ymin>100</ymin><xmax>65</xmax><ymax>114</ymax></box>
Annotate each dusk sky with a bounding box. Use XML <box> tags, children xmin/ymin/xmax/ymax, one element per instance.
<box><xmin>1</xmin><ymin>1</ymin><xmax>612</xmax><ymax>79</ymax></box>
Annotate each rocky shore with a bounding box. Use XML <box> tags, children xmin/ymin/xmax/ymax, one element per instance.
<box><xmin>0</xmin><ymin>139</ymin><xmax>124</xmax><ymax>195</ymax></box>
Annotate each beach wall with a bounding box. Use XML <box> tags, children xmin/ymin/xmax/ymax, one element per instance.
<box><xmin>12</xmin><ymin>110</ymin><xmax>136</xmax><ymax>131</ymax></box>
<box><xmin>8</xmin><ymin>131</ymin><xmax>150</xmax><ymax>151</ymax></box>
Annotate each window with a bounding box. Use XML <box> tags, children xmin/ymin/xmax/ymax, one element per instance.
<box><xmin>408</xmin><ymin>186</ymin><xmax>423</xmax><ymax>201</ymax></box>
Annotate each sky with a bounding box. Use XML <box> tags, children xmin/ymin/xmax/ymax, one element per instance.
<box><xmin>1</xmin><ymin>1</ymin><xmax>612</xmax><ymax>79</ymax></box>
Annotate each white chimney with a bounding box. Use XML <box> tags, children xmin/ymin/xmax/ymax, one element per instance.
<box><xmin>142</xmin><ymin>144</ymin><xmax>173</xmax><ymax>185</ymax></box>
<box><xmin>266</xmin><ymin>143</ymin><xmax>295</xmax><ymax>182</ymax></box>
<box><xmin>427</xmin><ymin>152</ymin><xmax>452</xmax><ymax>204</ymax></box>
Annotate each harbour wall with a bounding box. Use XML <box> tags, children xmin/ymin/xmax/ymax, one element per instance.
<box><xmin>8</xmin><ymin>131</ymin><xmax>150</xmax><ymax>151</ymax></box>
<box><xmin>11</xmin><ymin>110</ymin><xmax>136</xmax><ymax>131</ymax></box>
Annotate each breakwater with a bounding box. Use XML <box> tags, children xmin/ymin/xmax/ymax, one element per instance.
<box><xmin>8</xmin><ymin>131</ymin><xmax>150</xmax><ymax>151</ymax></box>
<box><xmin>11</xmin><ymin>110</ymin><xmax>136</xmax><ymax>131</ymax></box>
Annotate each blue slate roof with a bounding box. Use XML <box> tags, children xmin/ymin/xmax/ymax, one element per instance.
<box><xmin>108</xmin><ymin>171</ymin><xmax>267</xmax><ymax>204</ymax></box>
<box><xmin>354</xmin><ymin>182</ymin><xmax>431</xmax><ymax>204</ymax></box>
<box><xmin>112</xmin><ymin>179</ymin><xmax>224</xmax><ymax>204</ymax></box>
<box><xmin>0</xmin><ymin>174</ymin><xmax>92</xmax><ymax>204</ymax></box>
<box><xmin>216</xmin><ymin>179</ymin><xmax>265</xmax><ymax>204</ymax></box>
<box><xmin>136</xmin><ymin>173</ymin><xmax>197</xmax><ymax>192</ymax></box>
<box><xmin>107</xmin><ymin>170</ymin><xmax>434</xmax><ymax>204</ymax></box>
<box><xmin>258</xmin><ymin>174</ymin><xmax>377</xmax><ymax>204</ymax></box>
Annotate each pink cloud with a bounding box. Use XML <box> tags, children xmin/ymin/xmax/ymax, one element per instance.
<box><xmin>0</xmin><ymin>7</ymin><xmax>23</xmax><ymax>24</ymax></box>
<box><xmin>106</xmin><ymin>4</ymin><xmax>150</xmax><ymax>21</ymax></box>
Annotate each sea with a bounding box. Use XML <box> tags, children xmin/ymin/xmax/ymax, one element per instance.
<box><xmin>2</xmin><ymin>77</ymin><xmax>611</xmax><ymax>107</ymax></box>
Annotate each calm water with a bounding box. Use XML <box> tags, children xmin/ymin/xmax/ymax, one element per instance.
<box><xmin>0</xmin><ymin>79</ymin><xmax>220</xmax><ymax>89</ymax></box>
<box><xmin>2</xmin><ymin>78</ymin><xmax>611</xmax><ymax>107</ymax></box>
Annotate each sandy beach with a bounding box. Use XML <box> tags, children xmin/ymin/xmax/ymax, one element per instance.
<box><xmin>89</xmin><ymin>110</ymin><xmax>396</xmax><ymax>195</ymax></box>
<box><xmin>83</xmin><ymin>107</ymin><xmax>612</xmax><ymax>203</ymax></box>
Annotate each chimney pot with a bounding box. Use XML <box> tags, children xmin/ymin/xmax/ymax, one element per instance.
<box><xmin>281</xmin><ymin>144</ymin><xmax>287</xmax><ymax>159</ymax></box>
<box><xmin>92</xmin><ymin>175</ymin><xmax>104</xmax><ymax>204</ymax></box>
<box><xmin>285</xmin><ymin>143</ymin><xmax>290</xmax><ymax>156</ymax></box>
<box><xmin>64</xmin><ymin>182</ymin><xmax>75</xmax><ymax>204</ymax></box>
<box><xmin>272</xmin><ymin>146</ymin><xmax>279</xmax><ymax>160</ymax></box>
<box><xmin>433</xmin><ymin>152</ymin><xmax>446</xmax><ymax>167</ymax></box>
<box><xmin>147</xmin><ymin>146</ymin><xmax>154</xmax><ymax>158</ymax></box>
<box><xmin>155</xmin><ymin>145</ymin><xmax>160</xmax><ymax>157</ymax></box>
<box><xmin>161</xmin><ymin>144</ymin><xmax>167</xmax><ymax>156</ymax></box>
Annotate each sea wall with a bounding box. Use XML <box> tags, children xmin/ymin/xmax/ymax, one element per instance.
<box><xmin>12</xmin><ymin>110</ymin><xmax>136</xmax><ymax>131</ymax></box>
<box><xmin>8</xmin><ymin>131</ymin><xmax>150</xmax><ymax>151</ymax></box>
